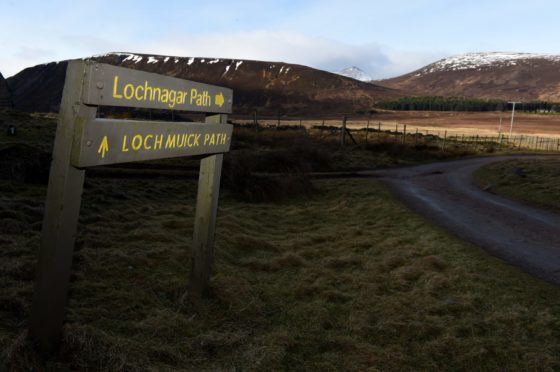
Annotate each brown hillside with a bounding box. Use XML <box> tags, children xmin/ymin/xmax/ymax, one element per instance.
<box><xmin>7</xmin><ymin>53</ymin><xmax>400</xmax><ymax>115</ymax></box>
<box><xmin>376</xmin><ymin>52</ymin><xmax>560</xmax><ymax>101</ymax></box>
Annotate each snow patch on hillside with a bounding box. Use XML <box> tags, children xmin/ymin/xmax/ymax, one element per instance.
<box><xmin>122</xmin><ymin>54</ymin><xmax>143</xmax><ymax>63</ymax></box>
<box><xmin>335</xmin><ymin>66</ymin><xmax>372</xmax><ymax>82</ymax></box>
<box><xmin>419</xmin><ymin>52</ymin><xmax>560</xmax><ymax>75</ymax></box>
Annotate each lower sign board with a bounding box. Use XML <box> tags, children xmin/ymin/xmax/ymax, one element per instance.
<box><xmin>72</xmin><ymin>119</ymin><xmax>233</xmax><ymax>167</ymax></box>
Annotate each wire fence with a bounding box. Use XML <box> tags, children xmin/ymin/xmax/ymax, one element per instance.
<box><xmin>232</xmin><ymin>117</ymin><xmax>560</xmax><ymax>152</ymax></box>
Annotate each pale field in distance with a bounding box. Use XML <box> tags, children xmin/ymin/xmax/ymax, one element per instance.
<box><xmin>238</xmin><ymin>111</ymin><xmax>560</xmax><ymax>139</ymax></box>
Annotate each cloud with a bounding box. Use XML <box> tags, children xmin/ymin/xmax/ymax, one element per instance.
<box><xmin>0</xmin><ymin>30</ymin><xmax>446</xmax><ymax>80</ymax></box>
<box><xmin>130</xmin><ymin>30</ymin><xmax>444</xmax><ymax>79</ymax></box>
<box><xmin>15</xmin><ymin>47</ymin><xmax>55</xmax><ymax>60</ymax></box>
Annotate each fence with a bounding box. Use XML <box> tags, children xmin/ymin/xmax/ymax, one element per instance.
<box><xmin>232</xmin><ymin>117</ymin><xmax>560</xmax><ymax>152</ymax></box>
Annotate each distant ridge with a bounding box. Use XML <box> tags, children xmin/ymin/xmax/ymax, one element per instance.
<box><xmin>335</xmin><ymin>66</ymin><xmax>372</xmax><ymax>82</ymax></box>
<box><xmin>376</xmin><ymin>52</ymin><xmax>560</xmax><ymax>101</ymax></box>
<box><xmin>7</xmin><ymin>52</ymin><xmax>400</xmax><ymax>115</ymax></box>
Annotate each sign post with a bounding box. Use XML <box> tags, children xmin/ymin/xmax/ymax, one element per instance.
<box><xmin>29</xmin><ymin>60</ymin><xmax>233</xmax><ymax>353</ymax></box>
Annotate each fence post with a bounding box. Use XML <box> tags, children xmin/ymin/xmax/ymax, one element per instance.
<box><xmin>415</xmin><ymin>128</ymin><xmax>418</xmax><ymax>145</ymax></box>
<box><xmin>442</xmin><ymin>130</ymin><xmax>447</xmax><ymax>151</ymax></box>
<box><xmin>341</xmin><ymin>115</ymin><xmax>347</xmax><ymax>146</ymax></box>
<box><xmin>402</xmin><ymin>124</ymin><xmax>407</xmax><ymax>144</ymax></box>
<box><xmin>365</xmin><ymin>120</ymin><xmax>370</xmax><ymax>144</ymax></box>
<box><xmin>378</xmin><ymin>122</ymin><xmax>381</xmax><ymax>141</ymax></box>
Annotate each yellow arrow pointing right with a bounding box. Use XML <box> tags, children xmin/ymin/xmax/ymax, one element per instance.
<box><xmin>215</xmin><ymin>92</ymin><xmax>225</xmax><ymax>107</ymax></box>
<box><xmin>98</xmin><ymin>136</ymin><xmax>109</xmax><ymax>158</ymax></box>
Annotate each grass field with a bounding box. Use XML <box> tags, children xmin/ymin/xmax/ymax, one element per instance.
<box><xmin>3</xmin><ymin>108</ymin><xmax>560</xmax><ymax>370</ymax></box>
<box><xmin>3</xmin><ymin>178</ymin><xmax>560</xmax><ymax>370</ymax></box>
<box><xmin>473</xmin><ymin>157</ymin><xmax>560</xmax><ymax>212</ymax></box>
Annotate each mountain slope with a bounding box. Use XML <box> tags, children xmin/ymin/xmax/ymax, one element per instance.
<box><xmin>335</xmin><ymin>67</ymin><xmax>372</xmax><ymax>82</ymax></box>
<box><xmin>7</xmin><ymin>53</ymin><xmax>400</xmax><ymax>115</ymax></box>
<box><xmin>376</xmin><ymin>52</ymin><xmax>560</xmax><ymax>101</ymax></box>
<box><xmin>0</xmin><ymin>72</ymin><xmax>12</xmax><ymax>108</ymax></box>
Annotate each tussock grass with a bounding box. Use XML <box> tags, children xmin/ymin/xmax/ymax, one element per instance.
<box><xmin>2</xmin><ymin>109</ymin><xmax>560</xmax><ymax>369</ymax></box>
<box><xmin>2</xmin><ymin>178</ymin><xmax>560</xmax><ymax>370</ymax></box>
<box><xmin>473</xmin><ymin>158</ymin><xmax>560</xmax><ymax>212</ymax></box>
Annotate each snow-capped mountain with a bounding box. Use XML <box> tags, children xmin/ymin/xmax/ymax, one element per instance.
<box><xmin>377</xmin><ymin>52</ymin><xmax>560</xmax><ymax>101</ymax></box>
<box><xmin>417</xmin><ymin>52</ymin><xmax>560</xmax><ymax>75</ymax></box>
<box><xmin>335</xmin><ymin>66</ymin><xmax>372</xmax><ymax>82</ymax></box>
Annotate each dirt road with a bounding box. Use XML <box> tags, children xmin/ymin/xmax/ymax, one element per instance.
<box><xmin>374</xmin><ymin>156</ymin><xmax>560</xmax><ymax>285</ymax></box>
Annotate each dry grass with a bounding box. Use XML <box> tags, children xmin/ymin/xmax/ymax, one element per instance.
<box><xmin>2</xmin><ymin>109</ymin><xmax>560</xmax><ymax>370</ymax></box>
<box><xmin>473</xmin><ymin>157</ymin><xmax>560</xmax><ymax>212</ymax></box>
<box><xmin>2</xmin><ymin>177</ymin><xmax>560</xmax><ymax>370</ymax></box>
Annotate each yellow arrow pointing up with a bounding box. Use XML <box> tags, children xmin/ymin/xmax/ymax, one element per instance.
<box><xmin>215</xmin><ymin>92</ymin><xmax>225</xmax><ymax>107</ymax></box>
<box><xmin>98</xmin><ymin>136</ymin><xmax>109</xmax><ymax>158</ymax></box>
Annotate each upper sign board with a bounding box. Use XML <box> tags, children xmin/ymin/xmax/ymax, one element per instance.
<box><xmin>81</xmin><ymin>62</ymin><xmax>233</xmax><ymax>113</ymax></box>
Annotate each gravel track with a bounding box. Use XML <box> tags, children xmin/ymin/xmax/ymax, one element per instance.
<box><xmin>374</xmin><ymin>156</ymin><xmax>560</xmax><ymax>285</ymax></box>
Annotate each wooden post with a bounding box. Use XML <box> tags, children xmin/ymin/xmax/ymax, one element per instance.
<box><xmin>378</xmin><ymin>122</ymin><xmax>381</xmax><ymax>141</ymax></box>
<box><xmin>402</xmin><ymin>124</ymin><xmax>407</xmax><ymax>144</ymax></box>
<box><xmin>189</xmin><ymin>113</ymin><xmax>227</xmax><ymax>296</ymax></box>
<box><xmin>365</xmin><ymin>120</ymin><xmax>370</xmax><ymax>144</ymax></box>
<box><xmin>277</xmin><ymin>114</ymin><xmax>280</xmax><ymax>130</ymax></box>
<box><xmin>415</xmin><ymin>128</ymin><xmax>419</xmax><ymax>145</ymax></box>
<box><xmin>556</xmin><ymin>138</ymin><xmax>559</xmax><ymax>151</ymax></box>
<box><xmin>320</xmin><ymin>119</ymin><xmax>325</xmax><ymax>138</ymax></box>
<box><xmin>442</xmin><ymin>130</ymin><xmax>447</xmax><ymax>151</ymax></box>
<box><xmin>29</xmin><ymin>61</ymin><xmax>234</xmax><ymax>354</ymax></box>
<box><xmin>341</xmin><ymin>115</ymin><xmax>347</xmax><ymax>146</ymax></box>
<box><xmin>29</xmin><ymin>61</ymin><xmax>96</xmax><ymax>354</ymax></box>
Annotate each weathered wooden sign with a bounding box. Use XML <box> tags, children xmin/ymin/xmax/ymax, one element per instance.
<box><xmin>29</xmin><ymin>60</ymin><xmax>233</xmax><ymax>354</ymax></box>
<box><xmin>82</xmin><ymin>62</ymin><xmax>232</xmax><ymax>112</ymax></box>
<box><xmin>73</xmin><ymin>118</ymin><xmax>233</xmax><ymax>167</ymax></box>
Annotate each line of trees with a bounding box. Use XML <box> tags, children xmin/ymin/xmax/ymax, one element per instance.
<box><xmin>377</xmin><ymin>96</ymin><xmax>560</xmax><ymax>113</ymax></box>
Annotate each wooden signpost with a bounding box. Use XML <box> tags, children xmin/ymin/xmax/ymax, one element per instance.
<box><xmin>29</xmin><ymin>60</ymin><xmax>233</xmax><ymax>353</ymax></box>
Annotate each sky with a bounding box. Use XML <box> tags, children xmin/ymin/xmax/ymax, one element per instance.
<box><xmin>2</xmin><ymin>0</ymin><xmax>560</xmax><ymax>79</ymax></box>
